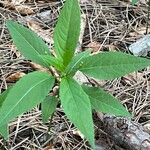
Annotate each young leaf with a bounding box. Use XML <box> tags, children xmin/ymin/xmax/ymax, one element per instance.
<box><xmin>0</xmin><ymin>71</ymin><xmax>55</xmax><ymax>127</ymax></box>
<box><xmin>60</xmin><ymin>77</ymin><xmax>95</xmax><ymax>149</ymax></box>
<box><xmin>79</xmin><ymin>52</ymin><xmax>150</xmax><ymax>80</ymax></box>
<box><xmin>6</xmin><ymin>21</ymin><xmax>50</xmax><ymax>67</ymax></box>
<box><xmin>42</xmin><ymin>96</ymin><xmax>58</xmax><ymax>123</ymax></box>
<box><xmin>82</xmin><ymin>86</ymin><xmax>130</xmax><ymax>117</ymax></box>
<box><xmin>0</xmin><ymin>88</ymin><xmax>11</xmax><ymax>139</ymax></box>
<box><xmin>39</xmin><ymin>55</ymin><xmax>65</xmax><ymax>71</ymax></box>
<box><xmin>65</xmin><ymin>50</ymin><xmax>91</xmax><ymax>75</ymax></box>
<box><xmin>54</xmin><ymin>0</ymin><xmax>81</xmax><ymax>66</ymax></box>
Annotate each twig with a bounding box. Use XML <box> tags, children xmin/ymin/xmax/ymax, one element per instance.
<box><xmin>146</xmin><ymin>0</ymin><xmax>150</xmax><ymax>34</ymax></box>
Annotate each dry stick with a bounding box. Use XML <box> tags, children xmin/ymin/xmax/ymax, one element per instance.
<box><xmin>46</xmin><ymin>69</ymin><xmax>59</xmax><ymax>137</ymax></box>
<box><xmin>146</xmin><ymin>0</ymin><xmax>150</xmax><ymax>34</ymax></box>
<box><xmin>103</xmin><ymin>116</ymin><xmax>150</xmax><ymax>150</ymax></box>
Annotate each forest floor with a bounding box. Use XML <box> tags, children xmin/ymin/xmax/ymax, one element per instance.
<box><xmin>0</xmin><ymin>0</ymin><xmax>150</xmax><ymax>149</ymax></box>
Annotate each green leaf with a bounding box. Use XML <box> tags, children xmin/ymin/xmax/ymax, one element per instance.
<box><xmin>60</xmin><ymin>77</ymin><xmax>95</xmax><ymax>149</ymax></box>
<box><xmin>0</xmin><ymin>87</ymin><xmax>11</xmax><ymax>108</ymax></box>
<box><xmin>6</xmin><ymin>20</ymin><xmax>50</xmax><ymax>67</ymax></box>
<box><xmin>82</xmin><ymin>86</ymin><xmax>130</xmax><ymax>117</ymax></box>
<box><xmin>42</xmin><ymin>96</ymin><xmax>58</xmax><ymax>123</ymax></box>
<box><xmin>79</xmin><ymin>52</ymin><xmax>150</xmax><ymax>80</ymax></box>
<box><xmin>132</xmin><ymin>0</ymin><xmax>138</xmax><ymax>5</ymax></box>
<box><xmin>0</xmin><ymin>71</ymin><xmax>55</xmax><ymax>127</ymax></box>
<box><xmin>39</xmin><ymin>55</ymin><xmax>65</xmax><ymax>71</ymax></box>
<box><xmin>65</xmin><ymin>50</ymin><xmax>91</xmax><ymax>75</ymax></box>
<box><xmin>0</xmin><ymin>124</ymin><xmax>8</xmax><ymax>140</ymax></box>
<box><xmin>0</xmin><ymin>89</ymin><xmax>11</xmax><ymax>139</ymax></box>
<box><xmin>54</xmin><ymin>0</ymin><xmax>81</xmax><ymax>66</ymax></box>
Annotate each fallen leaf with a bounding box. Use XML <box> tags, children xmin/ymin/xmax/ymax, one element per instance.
<box><xmin>6</xmin><ymin>72</ymin><xmax>26</xmax><ymax>82</ymax></box>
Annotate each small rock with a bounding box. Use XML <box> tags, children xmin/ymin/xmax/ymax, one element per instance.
<box><xmin>74</xmin><ymin>71</ymin><xmax>89</xmax><ymax>85</ymax></box>
<box><xmin>129</xmin><ymin>34</ymin><xmax>150</xmax><ymax>56</ymax></box>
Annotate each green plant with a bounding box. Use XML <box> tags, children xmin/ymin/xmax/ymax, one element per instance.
<box><xmin>1</xmin><ymin>0</ymin><xmax>150</xmax><ymax>149</ymax></box>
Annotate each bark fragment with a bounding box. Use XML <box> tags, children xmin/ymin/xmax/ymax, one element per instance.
<box><xmin>102</xmin><ymin>116</ymin><xmax>150</xmax><ymax>150</ymax></box>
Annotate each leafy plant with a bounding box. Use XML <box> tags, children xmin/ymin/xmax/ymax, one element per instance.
<box><xmin>1</xmin><ymin>0</ymin><xmax>150</xmax><ymax>149</ymax></box>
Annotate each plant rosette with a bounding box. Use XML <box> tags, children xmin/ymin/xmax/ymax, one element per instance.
<box><xmin>0</xmin><ymin>0</ymin><xmax>150</xmax><ymax>149</ymax></box>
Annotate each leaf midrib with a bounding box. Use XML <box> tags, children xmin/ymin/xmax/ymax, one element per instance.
<box><xmin>0</xmin><ymin>76</ymin><xmax>50</xmax><ymax>124</ymax></box>
<box><xmin>80</xmin><ymin>61</ymin><xmax>150</xmax><ymax>71</ymax></box>
<box><xmin>65</xmin><ymin>79</ymin><xmax>88</xmax><ymax>136</ymax></box>
<box><xmin>60</xmin><ymin>1</ymin><xmax>75</xmax><ymax>58</ymax></box>
<box><xmin>64</xmin><ymin>1</ymin><xmax>74</xmax><ymax>50</ymax></box>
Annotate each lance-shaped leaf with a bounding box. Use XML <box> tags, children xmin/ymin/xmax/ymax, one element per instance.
<box><xmin>42</xmin><ymin>96</ymin><xmax>58</xmax><ymax>123</ymax></box>
<box><xmin>60</xmin><ymin>77</ymin><xmax>95</xmax><ymax>149</ymax></box>
<box><xmin>54</xmin><ymin>0</ymin><xmax>81</xmax><ymax>66</ymax></box>
<box><xmin>79</xmin><ymin>52</ymin><xmax>150</xmax><ymax>80</ymax></box>
<box><xmin>0</xmin><ymin>88</ymin><xmax>11</xmax><ymax>139</ymax></box>
<box><xmin>65</xmin><ymin>50</ymin><xmax>91</xmax><ymax>75</ymax></box>
<box><xmin>0</xmin><ymin>72</ymin><xmax>55</xmax><ymax>127</ymax></box>
<box><xmin>82</xmin><ymin>86</ymin><xmax>130</xmax><ymax>117</ymax></box>
<box><xmin>7</xmin><ymin>21</ymin><xmax>50</xmax><ymax>67</ymax></box>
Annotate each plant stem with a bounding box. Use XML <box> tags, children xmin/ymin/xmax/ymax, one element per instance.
<box><xmin>146</xmin><ymin>0</ymin><xmax>150</xmax><ymax>34</ymax></box>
